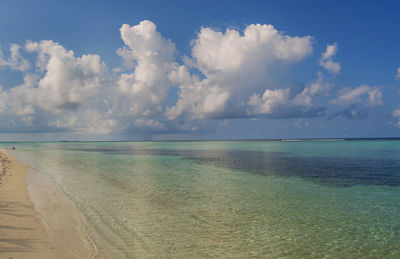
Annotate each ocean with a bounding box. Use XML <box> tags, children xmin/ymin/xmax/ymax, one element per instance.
<box><xmin>2</xmin><ymin>140</ymin><xmax>400</xmax><ymax>258</ymax></box>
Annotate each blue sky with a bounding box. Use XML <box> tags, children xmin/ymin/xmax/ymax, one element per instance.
<box><xmin>0</xmin><ymin>0</ymin><xmax>400</xmax><ymax>141</ymax></box>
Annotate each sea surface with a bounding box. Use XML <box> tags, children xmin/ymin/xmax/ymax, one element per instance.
<box><xmin>2</xmin><ymin>140</ymin><xmax>400</xmax><ymax>258</ymax></box>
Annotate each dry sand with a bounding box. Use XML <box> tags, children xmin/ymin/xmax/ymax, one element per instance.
<box><xmin>0</xmin><ymin>149</ymin><xmax>57</xmax><ymax>259</ymax></box>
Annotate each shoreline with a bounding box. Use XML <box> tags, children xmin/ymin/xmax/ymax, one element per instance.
<box><xmin>0</xmin><ymin>149</ymin><xmax>98</xmax><ymax>258</ymax></box>
<box><xmin>0</xmin><ymin>149</ymin><xmax>57</xmax><ymax>258</ymax></box>
<box><xmin>25</xmin><ymin>166</ymin><xmax>98</xmax><ymax>259</ymax></box>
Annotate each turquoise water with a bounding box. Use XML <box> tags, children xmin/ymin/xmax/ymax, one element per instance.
<box><xmin>3</xmin><ymin>140</ymin><xmax>400</xmax><ymax>258</ymax></box>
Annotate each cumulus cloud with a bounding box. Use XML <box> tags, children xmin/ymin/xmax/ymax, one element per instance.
<box><xmin>332</xmin><ymin>85</ymin><xmax>383</xmax><ymax>106</ymax></box>
<box><xmin>0</xmin><ymin>20</ymin><xmax>385</xmax><ymax>136</ymax></box>
<box><xmin>0</xmin><ymin>41</ymin><xmax>116</xmax><ymax>134</ymax></box>
<box><xmin>0</xmin><ymin>20</ymin><xmax>181</xmax><ymax>134</ymax></box>
<box><xmin>292</xmin><ymin>72</ymin><xmax>333</xmax><ymax>105</ymax></box>
<box><xmin>0</xmin><ymin>85</ymin><xmax>8</xmax><ymax>113</ymax></box>
<box><xmin>393</xmin><ymin>108</ymin><xmax>400</xmax><ymax>126</ymax></box>
<box><xmin>246</xmin><ymin>73</ymin><xmax>330</xmax><ymax>118</ymax></box>
<box><xmin>329</xmin><ymin>84</ymin><xmax>384</xmax><ymax>120</ymax></box>
<box><xmin>25</xmin><ymin>40</ymin><xmax>109</xmax><ymax>111</ymax></box>
<box><xmin>167</xmin><ymin>23</ymin><xmax>313</xmax><ymax>120</ymax></box>
<box><xmin>116</xmin><ymin>21</ymin><xmax>178</xmax><ymax>121</ymax></box>
<box><xmin>247</xmin><ymin>88</ymin><xmax>290</xmax><ymax>115</ymax></box>
<box><xmin>0</xmin><ymin>44</ymin><xmax>30</xmax><ymax>71</ymax></box>
<box><xmin>319</xmin><ymin>43</ymin><xmax>340</xmax><ymax>74</ymax></box>
<box><xmin>396</xmin><ymin>67</ymin><xmax>400</xmax><ymax>80</ymax></box>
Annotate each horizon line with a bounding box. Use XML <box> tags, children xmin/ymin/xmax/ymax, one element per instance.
<box><xmin>1</xmin><ymin>136</ymin><xmax>400</xmax><ymax>143</ymax></box>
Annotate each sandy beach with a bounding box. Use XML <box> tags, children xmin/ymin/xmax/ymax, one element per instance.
<box><xmin>0</xmin><ymin>149</ymin><xmax>57</xmax><ymax>258</ymax></box>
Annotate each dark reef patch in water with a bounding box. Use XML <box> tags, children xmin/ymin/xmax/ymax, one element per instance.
<box><xmin>63</xmin><ymin>145</ymin><xmax>400</xmax><ymax>187</ymax></box>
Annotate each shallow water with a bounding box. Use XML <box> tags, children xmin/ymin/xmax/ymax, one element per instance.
<box><xmin>3</xmin><ymin>140</ymin><xmax>400</xmax><ymax>258</ymax></box>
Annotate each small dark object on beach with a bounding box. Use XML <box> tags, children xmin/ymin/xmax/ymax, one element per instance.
<box><xmin>12</xmin><ymin>147</ymin><xmax>15</xmax><ymax>150</ymax></box>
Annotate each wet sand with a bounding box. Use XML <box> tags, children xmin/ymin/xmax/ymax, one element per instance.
<box><xmin>0</xmin><ymin>149</ymin><xmax>58</xmax><ymax>258</ymax></box>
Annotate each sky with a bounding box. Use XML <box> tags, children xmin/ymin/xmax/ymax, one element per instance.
<box><xmin>0</xmin><ymin>0</ymin><xmax>400</xmax><ymax>141</ymax></box>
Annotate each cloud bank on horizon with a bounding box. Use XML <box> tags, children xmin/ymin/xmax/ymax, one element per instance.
<box><xmin>0</xmin><ymin>20</ymin><xmax>394</xmax><ymax>136</ymax></box>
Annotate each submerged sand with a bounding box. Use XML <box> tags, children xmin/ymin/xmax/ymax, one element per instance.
<box><xmin>0</xmin><ymin>149</ymin><xmax>57</xmax><ymax>258</ymax></box>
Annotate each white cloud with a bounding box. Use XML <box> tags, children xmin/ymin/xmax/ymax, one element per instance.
<box><xmin>0</xmin><ymin>44</ymin><xmax>30</xmax><ymax>71</ymax></box>
<box><xmin>0</xmin><ymin>85</ymin><xmax>8</xmax><ymax>113</ymax></box>
<box><xmin>396</xmin><ymin>67</ymin><xmax>400</xmax><ymax>80</ymax></box>
<box><xmin>167</xmin><ymin>23</ymin><xmax>313</xmax><ymax>120</ymax></box>
<box><xmin>393</xmin><ymin>108</ymin><xmax>400</xmax><ymax>126</ymax></box>
<box><xmin>246</xmin><ymin>73</ymin><xmax>331</xmax><ymax>117</ymax></box>
<box><xmin>166</xmin><ymin>74</ymin><xmax>231</xmax><ymax>119</ymax></box>
<box><xmin>116</xmin><ymin>21</ymin><xmax>178</xmax><ymax>120</ymax></box>
<box><xmin>247</xmin><ymin>88</ymin><xmax>290</xmax><ymax>115</ymax></box>
<box><xmin>332</xmin><ymin>85</ymin><xmax>383</xmax><ymax>106</ymax></box>
<box><xmin>25</xmin><ymin>40</ymin><xmax>109</xmax><ymax>111</ymax></box>
<box><xmin>6</xmin><ymin>74</ymin><xmax>37</xmax><ymax>116</ymax></box>
<box><xmin>48</xmin><ymin>111</ymin><xmax>117</xmax><ymax>135</ymax></box>
<box><xmin>0</xmin><ymin>21</ymin><xmax>179</xmax><ymax>134</ymax></box>
<box><xmin>0</xmin><ymin>41</ymin><xmax>117</xmax><ymax>134</ymax></box>
<box><xmin>293</xmin><ymin>72</ymin><xmax>333</xmax><ymax>106</ymax></box>
<box><xmin>192</xmin><ymin>24</ymin><xmax>312</xmax><ymax>74</ymax></box>
<box><xmin>319</xmin><ymin>43</ymin><xmax>340</xmax><ymax>74</ymax></box>
<box><xmin>0</xmin><ymin>20</ymin><xmax>381</xmax><ymax>136</ymax></box>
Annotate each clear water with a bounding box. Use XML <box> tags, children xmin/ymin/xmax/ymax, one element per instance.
<box><xmin>2</xmin><ymin>140</ymin><xmax>400</xmax><ymax>258</ymax></box>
